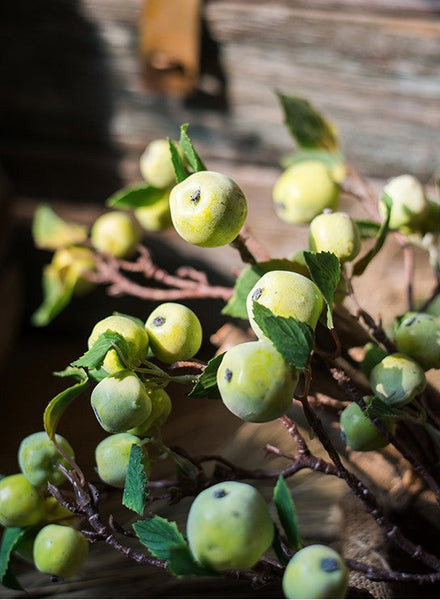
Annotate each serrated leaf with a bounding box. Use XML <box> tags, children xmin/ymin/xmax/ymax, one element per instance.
<box><xmin>31</xmin><ymin>264</ymin><xmax>76</xmax><ymax>327</ymax></box>
<box><xmin>133</xmin><ymin>515</ymin><xmax>186</xmax><ymax>560</ymax></box>
<box><xmin>106</xmin><ymin>182</ymin><xmax>166</xmax><ymax>209</ymax></box>
<box><xmin>179</xmin><ymin>124</ymin><xmax>206</xmax><ymax>173</ymax></box>
<box><xmin>356</xmin><ymin>220</ymin><xmax>381</xmax><ymax>240</ymax></box>
<box><xmin>169</xmin><ymin>139</ymin><xmax>191</xmax><ymax>183</ymax></box>
<box><xmin>71</xmin><ymin>331</ymin><xmax>130</xmax><ymax>370</ymax></box>
<box><xmin>168</xmin><ymin>544</ymin><xmax>217</xmax><ymax>577</ymax></box>
<box><xmin>188</xmin><ymin>353</ymin><xmax>224</xmax><ymax>399</ymax></box>
<box><xmin>53</xmin><ymin>365</ymin><xmax>88</xmax><ymax>381</ymax></box>
<box><xmin>123</xmin><ymin>444</ymin><xmax>149</xmax><ymax>516</ymax></box>
<box><xmin>0</xmin><ymin>527</ymin><xmax>25</xmax><ymax>590</ymax></box>
<box><xmin>364</xmin><ymin>397</ymin><xmax>407</xmax><ymax>420</ymax></box>
<box><xmin>353</xmin><ymin>193</ymin><xmax>391</xmax><ymax>277</ymax></box>
<box><xmin>252</xmin><ymin>303</ymin><xmax>314</xmax><ymax>369</ymax></box>
<box><xmin>276</xmin><ymin>93</ymin><xmax>339</xmax><ymax>151</ymax></box>
<box><xmin>222</xmin><ymin>259</ymin><xmax>304</xmax><ymax>319</ymax></box>
<box><xmin>32</xmin><ymin>204</ymin><xmax>88</xmax><ymax>251</ymax></box>
<box><xmin>44</xmin><ymin>368</ymin><xmax>90</xmax><ymax>439</ymax></box>
<box><xmin>281</xmin><ymin>149</ymin><xmax>346</xmax><ymax>183</ymax></box>
<box><xmin>273</xmin><ymin>476</ymin><xmax>302</xmax><ymax>551</ymax></box>
<box><xmin>304</xmin><ymin>251</ymin><xmax>340</xmax><ymax>329</ymax></box>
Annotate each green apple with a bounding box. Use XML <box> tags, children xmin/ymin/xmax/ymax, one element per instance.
<box><xmin>127</xmin><ymin>387</ymin><xmax>172</xmax><ymax>436</ymax></box>
<box><xmin>309</xmin><ymin>211</ymin><xmax>361</xmax><ymax>262</ymax></box>
<box><xmin>169</xmin><ymin>170</ymin><xmax>248</xmax><ymax>247</ymax></box>
<box><xmin>379</xmin><ymin>174</ymin><xmax>429</xmax><ymax>231</ymax></box>
<box><xmin>369</xmin><ymin>352</ymin><xmax>426</xmax><ymax>407</ymax></box>
<box><xmin>394</xmin><ymin>312</ymin><xmax>440</xmax><ymax>371</ymax></box>
<box><xmin>51</xmin><ymin>246</ymin><xmax>96</xmax><ymax>295</ymax></box>
<box><xmin>217</xmin><ymin>340</ymin><xmax>299</xmax><ymax>422</ymax></box>
<box><xmin>282</xmin><ymin>544</ymin><xmax>348</xmax><ymax>599</ymax></box>
<box><xmin>134</xmin><ymin>189</ymin><xmax>172</xmax><ymax>232</ymax></box>
<box><xmin>272</xmin><ymin>160</ymin><xmax>339</xmax><ymax>225</ymax></box>
<box><xmin>145</xmin><ymin>302</ymin><xmax>202</xmax><ymax>363</ymax></box>
<box><xmin>186</xmin><ymin>481</ymin><xmax>274</xmax><ymax>571</ymax></box>
<box><xmin>247</xmin><ymin>270</ymin><xmax>324</xmax><ymax>340</ymax></box>
<box><xmin>18</xmin><ymin>431</ymin><xmax>75</xmax><ymax>488</ymax></box>
<box><xmin>0</xmin><ymin>474</ymin><xmax>44</xmax><ymax>528</ymax></box>
<box><xmin>33</xmin><ymin>524</ymin><xmax>89</xmax><ymax>578</ymax></box>
<box><xmin>91</xmin><ymin>370</ymin><xmax>152</xmax><ymax>433</ymax></box>
<box><xmin>88</xmin><ymin>314</ymin><xmax>149</xmax><ymax>374</ymax></box>
<box><xmin>139</xmin><ymin>138</ymin><xmax>177</xmax><ymax>189</ymax></box>
<box><xmin>340</xmin><ymin>399</ymin><xmax>394</xmax><ymax>451</ymax></box>
<box><xmin>95</xmin><ymin>433</ymin><xmax>150</xmax><ymax>488</ymax></box>
<box><xmin>90</xmin><ymin>211</ymin><xmax>141</xmax><ymax>258</ymax></box>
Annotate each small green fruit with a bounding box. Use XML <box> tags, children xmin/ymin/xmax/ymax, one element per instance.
<box><xmin>128</xmin><ymin>388</ymin><xmax>172</xmax><ymax>436</ymax></box>
<box><xmin>90</xmin><ymin>211</ymin><xmax>141</xmax><ymax>258</ymax></box>
<box><xmin>88</xmin><ymin>314</ymin><xmax>149</xmax><ymax>374</ymax></box>
<box><xmin>369</xmin><ymin>352</ymin><xmax>426</xmax><ymax>407</ymax></box>
<box><xmin>91</xmin><ymin>370</ymin><xmax>152</xmax><ymax>433</ymax></box>
<box><xmin>309</xmin><ymin>211</ymin><xmax>361</xmax><ymax>262</ymax></box>
<box><xmin>394</xmin><ymin>312</ymin><xmax>440</xmax><ymax>371</ymax></box>
<box><xmin>95</xmin><ymin>433</ymin><xmax>150</xmax><ymax>488</ymax></box>
<box><xmin>145</xmin><ymin>302</ymin><xmax>202</xmax><ymax>363</ymax></box>
<box><xmin>217</xmin><ymin>340</ymin><xmax>298</xmax><ymax>422</ymax></box>
<box><xmin>134</xmin><ymin>189</ymin><xmax>172</xmax><ymax>232</ymax></box>
<box><xmin>33</xmin><ymin>524</ymin><xmax>89</xmax><ymax>579</ymax></box>
<box><xmin>282</xmin><ymin>544</ymin><xmax>348</xmax><ymax>599</ymax></box>
<box><xmin>18</xmin><ymin>431</ymin><xmax>75</xmax><ymax>488</ymax></box>
<box><xmin>340</xmin><ymin>399</ymin><xmax>394</xmax><ymax>452</ymax></box>
<box><xmin>379</xmin><ymin>174</ymin><xmax>429</xmax><ymax>231</ymax></box>
<box><xmin>51</xmin><ymin>246</ymin><xmax>96</xmax><ymax>296</ymax></box>
<box><xmin>169</xmin><ymin>170</ymin><xmax>248</xmax><ymax>247</ymax></box>
<box><xmin>0</xmin><ymin>474</ymin><xmax>44</xmax><ymax>528</ymax></box>
<box><xmin>272</xmin><ymin>161</ymin><xmax>339</xmax><ymax>224</ymax></box>
<box><xmin>247</xmin><ymin>270</ymin><xmax>324</xmax><ymax>340</ymax></box>
<box><xmin>186</xmin><ymin>481</ymin><xmax>274</xmax><ymax>571</ymax></box>
<box><xmin>139</xmin><ymin>139</ymin><xmax>177</xmax><ymax>189</ymax></box>
<box><xmin>42</xmin><ymin>496</ymin><xmax>76</xmax><ymax>525</ymax></box>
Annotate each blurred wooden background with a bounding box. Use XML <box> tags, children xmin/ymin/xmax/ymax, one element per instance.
<box><xmin>0</xmin><ymin>1</ymin><xmax>440</xmax><ymax>597</ymax></box>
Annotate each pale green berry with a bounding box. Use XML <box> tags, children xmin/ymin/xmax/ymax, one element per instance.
<box><xmin>18</xmin><ymin>431</ymin><xmax>75</xmax><ymax>488</ymax></box>
<box><xmin>51</xmin><ymin>246</ymin><xmax>96</xmax><ymax>296</ymax></box>
<box><xmin>340</xmin><ymin>398</ymin><xmax>394</xmax><ymax>452</ymax></box>
<box><xmin>282</xmin><ymin>544</ymin><xmax>348</xmax><ymax>599</ymax></box>
<box><xmin>369</xmin><ymin>352</ymin><xmax>426</xmax><ymax>406</ymax></box>
<box><xmin>395</xmin><ymin>312</ymin><xmax>440</xmax><ymax>371</ymax></box>
<box><xmin>127</xmin><ymin>388</ymin><xmax>172</xmax><ymax>436</ymax></box>
<box><xmin>379</xmin><ymin>174</ymin><xmax>429</xmax><ymax>231</ymax></box>
<box><xmin>42</xmin><ymin>496</ymin><xmax>76</xmax><ymax>525</ymax></box>
<box><xmin>88</xmin><ymin>314</ymin><xmax>149</xmax><ymax>374</ymax></box>
<box><xmin>95</xmin><ymin>433</ymin><xmax>151</xmax><ymax>488</ymax></box>
<box><xmin>309</xmin><ymin>211</ymin><xmax>361</xmax><ymax>262</ymax></box>
<box><xmin>33</xmin><ymin>524</ymin><xmax>89</xmax><ymax>579</ymax></box>
<box><xmin>272</xmin><ymin>161</ymin><xmax>339</xmax><ymax>224</ymax></box>
<box><xmin>90</xmin><ymin>211</ymin><xmax>141</xmax><ymax>258</ymax></box>
<box><xmin>169</xmin><ymin>170</ymin><xmax>248</xmax><ymax>247</ymax></box>
<box><xmin>217</xmin><ymin>340</ymin><xmax>298</xmax><ymax>422</ymax></box>
<box><xmin>91</xmin><ymin>370</ymin><xmax>152</xmax><ymax>433</ymax></box>
<box><xmin>0</xmin><ymin>474</ymin><xmax>44</xmax><ymax>528</ymax></box>
<box><xmin>134</xmin><ymin>189</ymin><xmax>172</xmax><ymax>232</ymax></box>
<box><xmin>139</xmin><ymin>139</ymin><xmax>177</xmax><ymax>189</ymax></box>
<box><xmin>186</xmin><ymin>481</ymin><xmax>274</xmax><ymax>571</ymax></box>
<box><xmin>145</xmin><ymin>302</ymin><xmax>202</xmax><ymax>363</ymax></box>
<box><xmin>247</xmin><ymin>270</ymin><xmax>324</xmax><ymax>340</ymax></box>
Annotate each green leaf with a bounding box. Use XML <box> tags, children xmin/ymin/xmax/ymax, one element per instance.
<box><xmin>273</xmin><ymin>475</ymin><xmax>302</xmax><ymax>551</ymax></box>
<box><xmin>188</xmin><ymin>353</ymin><xmax>224</xmax><ymax>399</ymax></box>
<box><xmin>44</xmin><ymin>368</ymin><xmax>90</xmax><ymax>439</ymax></box>
<box><xmin>222</xmin><ymin>259</ymin><xmax>303</xmax><ymax>319</ymax></box>
<box><xmin>32</xmin><ymin>205</ymin><xmax>88</xmax><ymax>251</ymax></box>
<box><xmin>31</xmin><ymin>264</ymin><xmax>76</xmax><ymax>327</ymax></box>
<box><xmin>271</xmin><ymin>524</ymin><xmax>290</xmax><ymax>566</ymax></box>
<box><xmin>169</xmin><ymin>139</ymin><xmax>191</xmax><ymax>183</ymax></box>
<box><xmin>363</xmin><ymin>397</ymin><xmax>407</xmax><ymax>420</ymax></box>
<box><xmin>276</xmin><ymin>92</ymin><xmax>339</xmax><ymax>151</ymax></box>
<box><xmin>281</xmin><ymin>149</ymin><xmax>345</xmax><ymax>182</ymax></box>
<box><xmin>179</xmin><ymin>124</ymin><xmax>206</xmax><ymax>173</ymax></box>
<box><xmin>71</xmin><ymin>331</ymin><xmax>130</xmax><ymax>370</ymax></box>
<box><xmin>168</xmin><ymin>544</ymin><xmax>217</xmax><ymax>577</ymax></box>
<box><xmin>106</xmin><ymin>183</ymin><xmax>166</xmax><ymax>209</ymax></box>
<box><xmin>355</xmin><ymin>220</ymin><xmax>381</xmax><ymax>240</ymax></box>
<box><xmin>304</xmin><ymin>251</ymin><xmax>341</xmax><ymax>329</ymax></box>
<box><xmin>0</xmin><ymin>527</ymin><xmax>25</xmax><ymax>590</ymax></box>
<box><xmin>133</xmin><ymin>516</ymin><xmax>186</xmax><ymax>560</ymax></box>
<box><xmin>123</xmin><ymin>444</ymin><xmax>149</xmax><ymax>516</ymax></box>
<box><xmin>252</xmin><ymin>303</ymin><xmax>314</xmax><ymax>370</ymax></box>
<box><xmin>353</xmin><ymin>193</ymin><xmax>392</xmax><ymax>277</ymax></box>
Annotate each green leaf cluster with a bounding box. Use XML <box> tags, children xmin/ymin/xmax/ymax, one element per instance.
<box><xmin>169</xmin><ymin>124</ymin><xmax>207</xmax><ymax>183</ymax></box>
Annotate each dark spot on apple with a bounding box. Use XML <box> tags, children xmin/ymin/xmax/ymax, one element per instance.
<box><xmin>321</xmin><ymin>557</ymin><xmax>340</xmax><ymax>573</ymax></box>
<box><xmin>213</xmin><ymin>488</ymin><xmax>228</xmax><ymax>498</ymax></box>
<box><xmin>153</xmin><ymin>316</ymin><xmax>166</xmax><ymax>327</ymax></box>
<box><xmin>225</xmin><ymin>368</ymin><xmax>233</xmax><ymax>382</ymax></box>
<box><xmin>252</xmin><ymin>287</ymin><xmax>263</xmax><ymax>301</ymax></box>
